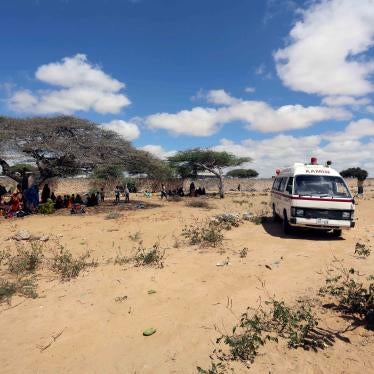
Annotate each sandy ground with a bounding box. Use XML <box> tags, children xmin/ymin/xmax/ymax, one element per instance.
<box><xmin>1</xmin><ymin>186</ymin><xmax>374</xmax><ymax>374</ymax></box>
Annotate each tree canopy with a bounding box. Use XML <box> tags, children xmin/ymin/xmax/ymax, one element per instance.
<box><xmin>168</xmin><ymin>148</ymin><xmax>251</xmax><ymax>198</ymax></box>
<box><xmin>340</xmin><ymin>167</ymin><xmax>368</xmax><ymax>181</ymax></box>
<box><xmin>0</xmin><ymin>116</ymin><xmax>171</xmax><ymax>183</ymax></box>
<box><xmin>226</xmin><ymin>168</ymin><xmax>258</xmax><ymax>178</ymax></box>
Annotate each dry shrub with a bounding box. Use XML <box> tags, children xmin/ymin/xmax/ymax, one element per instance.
<box><xmin>115</xmin><ymin>242</ymin><xmax>165</xmax><ymax>268</ymax></box>
<box><xmin>50</xmin><ymin>247</ymin><xmax>98</xmax><ymax>280</ymax></box>
<box><xmin>182</xmin><ymin>221</ymin><xmax>224</xmax><ymax>247</ymax></box>
<box><xmin>8</xmin><ymin>242</ymin><xmax>43</xmax><ymax>274</ymax></box>
<box><xmin>105</xmin><ymin>211</ymin><xmax>122</xmax><ymax>220</ymax></box>
<box><xmin>0</xmin><ymin>277</ymin><xmax>38</xmax><ymax>304</ymax></box>
<box><xmin>186</xmin><ymin>199</ymin><xmax>212</xmax><ymax>209</ymax></box>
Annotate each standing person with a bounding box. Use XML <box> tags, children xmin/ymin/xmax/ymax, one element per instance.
<box><xmin>115</xmin><ymin>186</ymin><xmax>120</xmax><ymax>204</ymax></box>
<box><xmin>41</xmin><ymin>183</ymin><xmax>51</xmax><ymax>203</ymax></box>
<box><xmin>124</xmin><ymin>184</ymin><xmax>130</xmax><ymax>203</ymax></box>
<box><xmin>237</xmin><ymin>184</ymin><xmax>241</xmax><ymax>192</ymax></box>
<box><xmin>189</xmin><ymin>181</ymin><xmax>196</xmax><ymax>197</ymax></box>
<box><xmin>161</xmin><ymin>184</ymin><xmax>168</xmax><ymax>199</ymax></box>
<box><xmin>357</xmin><ymin>179</ymin><xmax>364</xmax><ymax>197</ymax></box>
<box><xmin>100</xmin><ymin>187</ymin><xmax>105</xmax><ymax>202</ymax></box>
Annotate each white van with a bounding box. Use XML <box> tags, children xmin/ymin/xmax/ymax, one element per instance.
<box><xmin>271</xmin><ymin>159</ymin><xmax>355</xmax><ymax>236</ymax></box>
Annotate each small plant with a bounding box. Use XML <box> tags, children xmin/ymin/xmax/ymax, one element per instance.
<box><xmin>199</xmin><ymin>298</ymin><xmax>328</xmax><ymax>371</ymax></box>
<box><xmin>172</xmin><ymin>235</ymin><xmax>181</xmax><ymax>248</ymax></box>
<box><xmin>250</xmin><ymin>208</ymin><xmax>270</xmax><ymax>225</ymax></box>
<box><xmin>105</xmin><ymin>211</ymin><xmax>122</xmax><ymax>220</ymax></box>
<box><xmin>0</xmin><ymin>279</ymin><xmax>16</xmax><ymax>303</ymax></box>
<box><xmin>114</xmin><ymin>253</ymin><xmax>131</xmax><ymax>266</ymax></box>
<box><xmin>0</xmin><ymin>277</ymin><xmax>38</xmax><ymax>304</ymax></box>
<box><xmin>115</xmin><ymin>295</ymin><xmax>128</xmax><ymax>302</ymax></box>
<box><xmin>354</xmin><ymin>242</ymin><xmax>371</xmax><ymax>257</ymax></box>
<box><xmin>182</xmin><ymin>221</ymin><xmax>224</xmax><ymax>247</ymax></box>
<box><xmin>0</xmin><ymin>249</ymin><xmax>10</xmax><ymax>265</ymax></box>
<box><xmin>8</xmin><ymin>242</ymin><xmax>43</xmax><ymax>274</ymax></box>
<box><xmin>133</xmin><ymin>242</ymin><xmax>165</xmax><ymax>268</ymax></box>
<box><xmin>232</xmin><ymin>199</ymin><xmax>249</xmax><ymax>206</ymax></box>
<box><xmin>239</xmin><ymin>247</ymin><xmax>248</xmax><ymax>258</ymax></box>
<box><xmin>39</xmin><ymin>199</ymin><xmax>55</xmax><ymax>214</ymax></box>
<box><xmin>250</xmin><ymin>215</ymin><xmax>263</xmax><ymax>225</ymax></box>
<box><xmin>214</xmin><ymin>213</ymin><xmax>242</xmax><ymax>230</ymax></box>
<box><xmin>129</xmin><ymin>231</ymin><xmax>142</xmax><ymax>241</ymax></box>
<box><xmin>197</xmin><ymin>362</ymin><xmax>226</xmax><ymax>374</ymax></box>
<box><xmin>319</xmin><ymin>265</ymin><xmax>374</xmax><ymax>327</ymax></box>
<box><xmin>50</xmin><ymin>247</ymin><xmax>98</xmax><ymax>280</ymax></box>
<box><xmin>186</xmin><ymin>199</ymin><xmax>212</xmax><ymax>209</ymax></box>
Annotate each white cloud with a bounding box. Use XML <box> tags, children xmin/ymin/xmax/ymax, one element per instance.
<box><xmin>323</xmin><ymin>118</ymin><xmax>374</xmax><ymax>141</ymax></box>
<box><xmin>8</xmin><ymin>54</ymin><xmax>131</xmax><ymax>115</ymax></box>
<box><xmin>244</xmin><ymin>86</ymin><xmax>256</xmax><ymax>93</ymax></box>
<box><xmin>275</xmin><ymin>0</ymin><xmax>374</xmax><ymax>97</ymax></box>
<box><xmin>213</xmin><ymin>118</ymin><xmax>374</xmax><ymax>177</ymax></box>
<box><xmin>139</xmin><ymin>144</ymin><xmax>176</xmax><ymax>159</ymax></box>
<box><xmin>101</xmin><ymin>120</ymin><xmax>140</xmax><ymax>141</ymax></box>
<box><xmin>146</xmin><ymin>91</ymin><xmax>350</xmax><ymax>136</ymax></box>
<box><xmin>146</xmin><ymin>107</ymin><xmax>221</xmax><ymax>136</ymax></box>
<box><xmin>255</xmin><ymin>63</ymin><xmax>272</xmax><ymax>79</ymax></box>
<box><xmin>205</xmin><ymin>89</ymin><xmax>238</xmax><ymax>106</ymax></box>
<box><xmin>321</xmin><ymin>96</ymin><xmax>371</xmax><ymax>107</ymax></box>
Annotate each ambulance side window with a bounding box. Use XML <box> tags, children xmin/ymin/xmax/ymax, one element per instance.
<box><xmin>285</xmin><ymin>177</ymin><xmax>294</xmax><ymax>194</ymax></box>
<box><xmin>272</xmin><ymin>178</ymin><xmax>280</xmax><ymax>191</ymax></box>
<box><xmin>279</xmin><ymin>177</ymin><xmax>287</xmax><ymax>192</ymax></box>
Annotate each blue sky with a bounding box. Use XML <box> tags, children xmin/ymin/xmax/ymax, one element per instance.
<box><xmin>1</xmin><ymin>0</ymin><xmax>374</xmax><ymax>176</ymax></box>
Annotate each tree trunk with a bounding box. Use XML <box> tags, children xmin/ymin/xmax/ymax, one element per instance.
<box><xmin>0</xmin><ymin>158</ymin><xmax>21</xmax><ymax>183</ymax></box>
<box><xmin>218</xmin><ymin>169</ymin><xmax>224</xmax><ymax>199</ymax></box>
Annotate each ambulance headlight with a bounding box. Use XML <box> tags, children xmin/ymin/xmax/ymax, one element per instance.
<box><xmin>342</xmin><ymin>211</ymin><xmax>351</xmax><ymax>219</ymax></box>
<box><xmin>295</xmin><ymin>209</ymin><xmax>304</xmax><ymax>217</ymax></box>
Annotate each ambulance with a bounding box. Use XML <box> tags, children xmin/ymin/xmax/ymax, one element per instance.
<box><xmin>271</xmin><ymin>158</ymin><xmax>355</xmax><ymax>237</ymax></box>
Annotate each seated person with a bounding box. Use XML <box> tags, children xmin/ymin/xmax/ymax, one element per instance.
<box><xmin>75</xmin><ymin>194</ymin><xmax>83</xmax><ymax>204</ymax></box>
<box><xmin>55</xmin><ymin>195</ymin><xmax>64</xmax><ymax>209</ymax></box>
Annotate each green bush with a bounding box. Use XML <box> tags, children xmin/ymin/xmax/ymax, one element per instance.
<box><xmin>39</xmin><ymin>199</ymin><xmax>55</xmax><ymax>214</ymax></box>
<box><xmin>319</xmin><ymin>266</ymin><xmax>374</xmax><ymax>326</ymax></box>
<box><xmin>199</xmin><ymin>298</ymin><xmax>328</xmax><ymax>372</ymax></box>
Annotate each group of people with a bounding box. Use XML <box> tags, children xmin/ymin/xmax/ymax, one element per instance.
<box><xmin>160</xmin><ymin>182</ymin><xmax>206</xmax><ymax>200</ymax></box>
<box><xmin>0</xmin><ymin>182</ymin><xmax>38</xmax><ymax>218</ymax></box>
<box><xmin>114</xmin><ymin>185</ymin><xmax>130</xmax><ymax>203</ymax></box>
<box><xmin>45</xmin><ymin>187</ymin><xmax>106</xmax><ymax>210</ymax></box>
<box><xmin>0</xmin><ymin>177</ymin><xmax>108</xmax><ymax>218</ymax></box>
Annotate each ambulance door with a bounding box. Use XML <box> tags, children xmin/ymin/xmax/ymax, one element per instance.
<box><xmin>278</xmin><ymin>177</ymin><xmax>288</xmax><ymax>215</ymax></box>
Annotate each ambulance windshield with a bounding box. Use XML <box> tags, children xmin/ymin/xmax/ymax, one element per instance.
<box><xmin>294</xmin><ymin>175</ymin><xmax>351</xmax><ymax>198</ymax></box>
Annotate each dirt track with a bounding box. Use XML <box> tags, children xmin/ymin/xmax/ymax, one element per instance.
<box><xmin>1</xmin><ymin>188</ymin><xmax>374</xmax><ymax>373</ymax></box>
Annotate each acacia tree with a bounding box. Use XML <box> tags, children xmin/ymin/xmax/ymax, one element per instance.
<box><xmin>168</xmin><ymin>149</ymin><xmax>250</xmax><ymax>198</ymax></box>
<box><xmin>0</xmin><ymin>116</ymin><xmax>171</xmax><ymax>184</ymax></box>
<box><xmin>340</xmin><ymin>167</ymin><xmax>368</xmax><ymax>181</ymax></box>
<box><xmin>226</xmin><ymin>168</ymin><xmax>258</xmax><ymax>178</ymax></box>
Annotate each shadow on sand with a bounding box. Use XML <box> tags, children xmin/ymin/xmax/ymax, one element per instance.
<box><xmin>261</xmin><ymin>217</ymin><xmax>345</xmax><ymax>241</ymax></box>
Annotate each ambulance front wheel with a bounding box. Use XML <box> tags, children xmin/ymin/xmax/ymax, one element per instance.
<box><xmin>282</xmin><ymin>211</ymin><xmax>293</xmax><ymax>235</ymax></box>
<box><xmin>332</xmin><ymin>229</ymin><xmax>342</xmax><ymax>237</ymax></box>
<box><xmin>272</xmin><ymin>204</ymin><xmax>280</xmax><ymax>222</ymax></box>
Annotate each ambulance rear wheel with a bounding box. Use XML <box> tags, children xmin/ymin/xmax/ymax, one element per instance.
<box><xmin>282</xmin><ymin>211</ymin><xmax>292</xmax><ymax>235</ymax></box>
<box><xmin>332</xmin><ymin>229</ymin><xmax>342</xmax><ymax>237</ymax></box>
